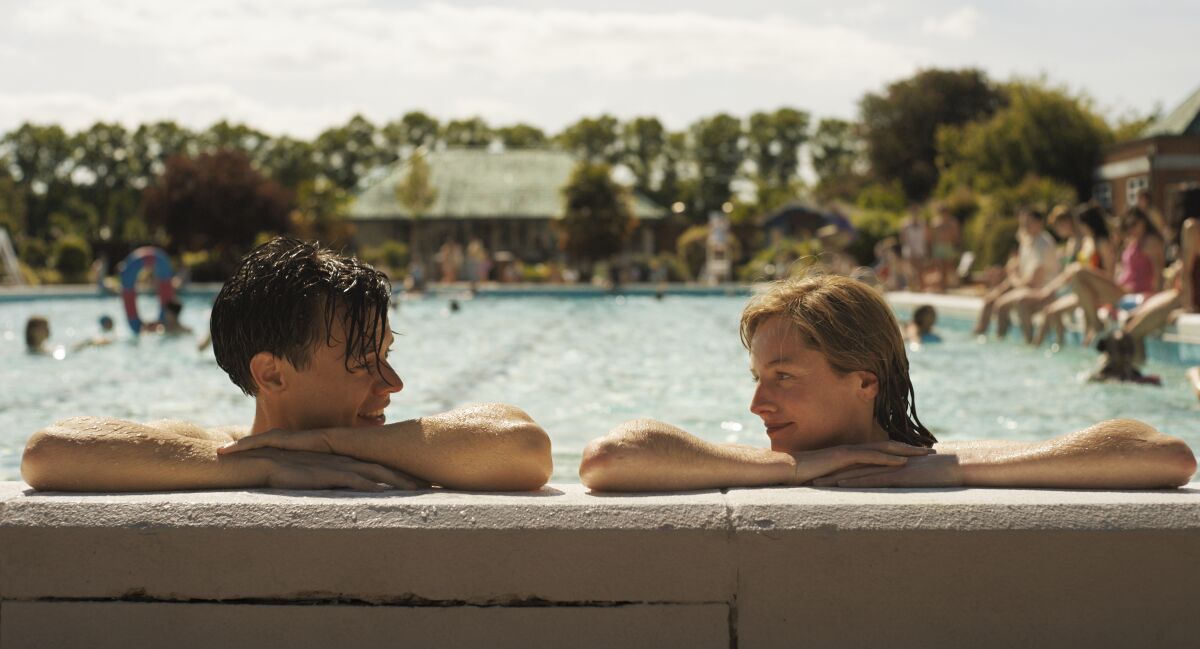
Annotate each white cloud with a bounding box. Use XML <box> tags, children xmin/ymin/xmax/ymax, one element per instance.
<box><xmin>0</xmin><ymin>85</ymin><xmax>351</xmax><ymax>138</ymax></box>
<box><xmin>922</xmin><ymin>6</ymin><xmax>980</xmax><ymax>39</ymax></box>
<box><xmin>11</xmin><ymin>1</ymin><xmax>922</xmax><ymax>82</ymax></box>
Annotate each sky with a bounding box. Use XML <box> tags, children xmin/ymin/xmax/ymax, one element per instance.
<box><xmin>1</xmin><ymin>0</ymin><xmax>1197</xmax><ymax>138</ymax></box>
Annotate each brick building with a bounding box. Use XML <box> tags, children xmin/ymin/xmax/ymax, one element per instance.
<box><xmin>1094</xmin><ymin>87</ymin><xmax>1200</xmax><ymax>216</ymax></box>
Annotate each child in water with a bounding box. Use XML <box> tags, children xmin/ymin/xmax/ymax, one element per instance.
<box><xmin>905</xmin><ymin>304</ymin><xmax>942</xmax><ymax>346</ymax></box>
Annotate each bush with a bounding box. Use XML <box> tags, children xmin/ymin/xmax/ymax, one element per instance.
<box><xmin>519</xmin><ymin>262</ymin><xmax>551</xmax><ymax>283</ymax></box>
<box><xmin>846</xmin><ymin>209</ymin><xmax>903</xmax><ymax>265</ymax></box>
<box><xmin>360</xmin><ymin>240</ymin><xmax>409</xmax><ymax>275</ymax></box>
<box><xmin>676</xmin><ymin>225</ymin><xmax>742</xmax><ymax>281</ymax></box>
<box><xmin>737</xmin><ymin>237</ymin><xmax>823</xmax><ymax>282</ymax></box>
<box><xmin>961</xmin><ymin>175</ymin><xmax>1075</xmax><ymax>270</ymax></box>
<box><xmin>52</xmin><ymin>236</ymin><xmax>92</xmax><ymax>283</ymax></box>
<box><xmin>18</xmin><ymin>238</ymin><xmax>49</xmax><ymax>268</ymax></box>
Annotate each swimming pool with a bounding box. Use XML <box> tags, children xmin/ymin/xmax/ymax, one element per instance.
<box><xmin>2</xmin><ymin>291</ymin><xmax>1197</xmax><ymax>483</ymax></box>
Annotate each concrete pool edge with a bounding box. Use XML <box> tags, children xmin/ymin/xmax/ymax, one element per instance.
<box><xmin>4</xmin><ymin>481</ymin><xmax>1200</xmax><ymax>647</ymax></box>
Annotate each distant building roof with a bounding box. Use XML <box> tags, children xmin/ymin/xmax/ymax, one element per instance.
<box><xmin>1141</xmin><ymin>86</ymin><xmax>1200</xmax><ymax>138</ymax></box>
<box><xmin>349</xmin><ymin>148</ymin><xmax>666</xmax><ymax>221</ymax></box>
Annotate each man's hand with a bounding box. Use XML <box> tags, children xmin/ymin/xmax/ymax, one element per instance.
<box><xmin>810</xmin><ymin>453</ymin><xmax>962</xmax><ymax>488</ymax></box>
<box><xmin>219</xmin><ymin>428</ymin><xmax>334</xmax><ymax>455</ymax></box>
<box><xmin>791</xmin><ymin>441</ymin><xmax>937</xmax><ymax>486</ymax></box>
<box><xmin>234</xmin><ymin>448</ymin><xmax>429</xmax><ymax>491</ymax></box>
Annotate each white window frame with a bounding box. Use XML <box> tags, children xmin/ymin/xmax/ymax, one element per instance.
<box><xmin>1126</xmin><ymin>176</ymin><xmax>1149</xmax><ymax>206</ymax></box>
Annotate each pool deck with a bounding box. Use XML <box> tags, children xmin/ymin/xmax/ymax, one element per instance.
<box><xmin>3</xmin><ymin>481</ymin><xmax>1199</xmax><ymax>648</ymax></box>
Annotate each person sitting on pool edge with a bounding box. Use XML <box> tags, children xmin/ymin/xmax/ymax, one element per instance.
<box><xmin>22</xmin><ymin>237</ymin><xmax>553</xmax><ymax>492</ymax></box>
<box><xmin>579</xmin><ymin>274</ymin><xmax>1195</xmax><ymax>491</ymax></box>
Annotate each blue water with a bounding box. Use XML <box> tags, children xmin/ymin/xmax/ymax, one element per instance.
<box><xmin>1</xmin><ymin>293</ymin><xmax>1197</xmax><ymax>483</ymax></box>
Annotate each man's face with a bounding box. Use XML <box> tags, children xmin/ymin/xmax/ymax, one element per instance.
<box><xmin>748</xmin><ymin>316</ymin><xmax>871</xmax><ymax>453</ymax></box>
<box><xmin>278</xmin><ymin>314</ymin><xmax>403</xmax><ymax>430</ymax></box>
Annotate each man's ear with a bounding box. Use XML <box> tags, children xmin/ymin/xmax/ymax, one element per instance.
<box><xmin>853</xmin><ymin>371</ymin><xmax>880</xmax><ymax>403</ymax></box>
<box><xmin>249</xmin><ymin>352</ymin><xmax>287</xmax><ymax>394</ymax></box>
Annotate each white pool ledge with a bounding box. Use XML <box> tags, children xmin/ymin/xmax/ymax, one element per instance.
<box><xmin>3</xmin><ymin>481</ymin><xmax>1199</xmax><ymax>648</ymax></box>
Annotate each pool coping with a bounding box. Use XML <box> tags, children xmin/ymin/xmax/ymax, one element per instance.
<box><xmin>2</xmin><ymin>481</ymin><xmax>1199</xmax><ymax>647</ymax></box>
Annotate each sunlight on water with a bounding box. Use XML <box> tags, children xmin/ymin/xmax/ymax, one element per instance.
<box><xmin>1</xmin><ymin>293</ymin><xmax>1196</xmax><ymax>482</ymax></box>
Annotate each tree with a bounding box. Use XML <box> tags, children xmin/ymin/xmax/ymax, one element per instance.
<box><xmin>495</xmin><ymin>123</ymin><xmax>547</xmax><ymax>148</ymax></box>
<box><xmin>937</xmin><ymin>80</ymin><xmax>1111</xmax><ymax>199</ymax></box>
<box><xmin>745</xmin><ymin>108</ymin><xmax>809</xmax><ymax>189</ymax></box>
<box><xmin>1</xmin><ymin>123</ymin><xmax>74</xmax><ymax>239</ymax></box>
<box><xmin>128</xmin><ymin>121</ymin><xmax>197</xmax><ymax>189</ymax></box>
<box><xmin>557</xmin><ymin>115</ymin><xmax>621</xmax><ymax>164</ymax></box>
<box><xmin>620</xmin><ymin>117</ymin><xmax>666</xmax><ymax>198</ymax></box>
<box><xmin>69</xmin><ymin>122</ymin><xmax>141</xmax><ymax>240</ymax></box>
<box><xmin>201</xmin><ymin>120</ymin><xmax>268</xmax><ymax>158</ymax></box>
<box><xmin>395</xmin><ymin>150</ymin><xmax>438</xmax><ymax>216</ymax></box>
<box><xmin>382</xmin><ymin>111</ymin><xmax>441</xmax><ymax>154</ymax></box>
<box><xmin>442</xmin><ymin>117</ymin><xmax>492</xmax><ymax>148</ymax></box>
<box><xmin>810</xmin><ymin>118</ymin><xmax>867</xmax><ymax>202</ymax></box>
<box><xmin>860</xmin><ymin>68</ymin><xmax>1004</xmax><ymax>201</ymax></box>
<box><xmin>314</xmin><ymin>114</ymin><xmax>383</xmax><ymax>191</ymax></box>
<box><xmin>690</xmin><ymin>113</ymin><xmax>744</xmax><ymax>218</ymax></box>
<box><xmin>142</xmin><ymin>150</ymin><xmax>292</xmax><ymax>273</ymax></box>
<box><xmin>557</xmin><ymin>162</ymin><xmax>637</xmax><ymax>265</ymax></box>
<box><xmin>259</xmin><ymin>136</ymin><xmax>319</xmax><ymax>189</ymax></box>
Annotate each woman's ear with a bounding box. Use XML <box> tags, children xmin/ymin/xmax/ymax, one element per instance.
<box><xmin>249</xmin><ymin>352</ymin><xmax>286</xmax><ymax>394</ymax></box>
<box><xmin>853</xmin><ymin>370</ymin><xmax>880</xmax><ymax>403</ymax></box>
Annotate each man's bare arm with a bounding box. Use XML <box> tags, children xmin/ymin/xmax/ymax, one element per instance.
<box><xmin>579</xmin><ymin>419</ymin><xmax>933</xmax><ymax>492</ymax></box>
<box><xmin>21</xmin><ymin>417</ymin><xmax>421</xmax><ymax>492</ymax></box>
<box><xmin>219</xmin><ymin>403</ymin><xmax>553</xmax><ymax>491</ymax></box>
<box><xmin>813</xmin><ymin>419</ymin><xmax>1196</xmax><ymax>489</ymax></box>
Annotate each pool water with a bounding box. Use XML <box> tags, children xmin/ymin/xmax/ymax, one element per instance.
<box><xmin>1</xmin><ymin>293</ymin><xmax>1197</xmax><ymax>483</ymax></box>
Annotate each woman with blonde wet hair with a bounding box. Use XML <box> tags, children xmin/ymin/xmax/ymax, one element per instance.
<box><xmin>580</xmin><ymin>274</ymin><xmax>1195</xmax><ymax>492</ymax></box>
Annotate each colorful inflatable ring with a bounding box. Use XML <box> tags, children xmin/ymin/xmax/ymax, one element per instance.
<box><xmin>119</xmin><ymin>247</ymin><xmax>176</xmax><ymax>334</ymax></box>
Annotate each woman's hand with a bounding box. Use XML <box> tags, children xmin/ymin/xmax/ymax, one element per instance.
<box><xmin>790</xmin><ymin>441</ymin><xmax>936</xmax><ymax>486</ymax></box>
<box><xmin>810</xmin><ymin>453</ymin><xmax>962</xmax><ymax>488</ymax></box>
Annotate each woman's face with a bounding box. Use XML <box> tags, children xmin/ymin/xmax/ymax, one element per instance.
<box><xmin>747</xmin><ymin>316</ymin><xmax>878</xmax><ymax>453</ymax></box>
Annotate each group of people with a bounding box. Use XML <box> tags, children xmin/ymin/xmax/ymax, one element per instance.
<box><xmin>24</xmin><ymin>298</ymin><xmax>194</xmax><ymax>356</ymax></box>
<box><xmin>972</xmin><ymin>195</ymin><xmax>1198</xmax><ymax>390</ymax></box>
<box><xmin>875</xmin><ymin>204</ymin><xmax>963</xmax><ymax>293</ymax></box>
<box><xmin>21</xmin><ymin>236</ymin><xmax>1195</xmax><ymax>494</ymax></box>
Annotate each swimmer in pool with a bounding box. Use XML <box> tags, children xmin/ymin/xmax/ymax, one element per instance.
<box><xmin>24</xmin><ymin>316</ymin><xmax>52</xmax><ymax>354</ymax></box>
<box><xmin>22</xmin><ymin>237</ymin><xmax>552</xmax><ymax>492</ymax></box>
<box><xmin>72</xmin><ymin>315</ymin><xmax>116</xmax><ymax>351</ymax></box>
<box><xmin>579</xmin><ymin>274</ymin><xmax>1195</xmax><ymax>491</ymax></box>
<box><xmin>905</xmin><ymin>304</ymin><xmax>941</xmax><ymax>346</ymax></box>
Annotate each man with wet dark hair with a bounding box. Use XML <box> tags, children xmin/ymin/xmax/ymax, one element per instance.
<box><xmin>22</xmin><ymin>237</ymin><xmax>552</xmax><ymax>492</ymax></box>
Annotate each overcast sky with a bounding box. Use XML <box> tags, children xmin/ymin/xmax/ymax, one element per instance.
<box><xmin>1</xmin><ymin>0</ymin><xmax>1196</xmax><ymax>138</ymax></box>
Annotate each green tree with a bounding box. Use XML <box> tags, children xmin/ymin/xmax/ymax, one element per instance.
<box><xmin>495</xmin><ymin>123</ymin><xmax>547</xmax><ymax>148</ymax></box>
<box><xmin>291</xmin><ymin>177</ymin><xmax>354</xmax><ymax>246</ymax></box>
<box><xmin>201</xmin><ymin>120</ymin><xmax>269</xmax><ymax>158</ymax></box>
<box><xmin>128</xmin><ymin>121</ymin><xmax>197</xmax><ymax>188</ymax></box>
<box><xmin>810</xmin><ymin>118</ymin><xmax>868</xmax><ymax>202</ymax></box>
<box><xmin>382</xmin><ymin>111</ymin><xmax>441</xmax><ymax>153</ymax></box>
<box><xmin>395</xmin><ymin>150</ymin><xmax>438</xmax><ymax>216</ymax></box>
<box><xmin>746</xmin><ymin>108</ymin><xmax>809</xmax><ymax>189</ymax></box>
<box><xmin>1</xmin><ymin>123</ymin><xmax>75</xmax><ymax>239</ymax></box>
<box><xmin>690</xmin><ymin>113</ymin><xmax>744</xmax><ymax>218</ymax></box>
<box><xmin>314</xmin><ymin>114</ymin><xmax>383</xmax><ymax>191</ymax></box>
<box><xmin>69</xmin><ymin>122</ymin><xmax>143</xmax><ymax>240</ymax></box>
<box><xmin>620</xmin><ymin>117</ymin><xmax>666</xmax><ymax>198</ymax></box>
<box><xmin>259</xmin><ymin>136</ymin><xmax>319</xmax><ymax>189</ymax></box>
<box><xmin>937</xmin><ymin>80</ymin><xmax>1111</xmax><ymax>199</ymax></box>
<box><xmin>557</xmin><ymin>115</ymin><xmax>621</xmax><ymax>164</ymax></box>
<box><xmin>442</xmin><ymin>117</ymin><xmax>492</xmax><ymax>148</ymax></box>
<box><xmin>859</xmin><ymin>68</ymin><xmax>1003</xmax><ymax>201</ymax></box>
<box><xmin>142</xmin><ymin>150</ymin><xmax>293</xmax><ymax>274</ymax></box>
<box><xmin>557</xmin><ymin>162</ymin><xmax>637</xmax><ymax>265</ymax></box>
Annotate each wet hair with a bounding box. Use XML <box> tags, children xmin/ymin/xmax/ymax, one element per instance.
<box><xmin>99</xmin><ymin>315</ymin><xmax>114</xmax><ymax>330</ymax></box>
<box><xmin>913</xmin><ymin>304</ymin><xmax>937</xmax><ymax>330</ymax></box>
<box><xmin>1020</xmin><ymin>207</ymin><xmax>1045</xmax><ymax>223</ymax></box>
<box><xmin>25</xmin><ymin>315</ymin><xmax>49</xmax><ymax>350</ymax></box>
<box><xmin>739</xmin><ymin>273</ymin><xmax>937</xmax><ymax>447</ymax></box>
<box><xmin>210</xmin><ymin>237</ymin><xmax>393</xmax><ymax>396</ymax></box>
<box><xmin>166</xmin><ymin>300</ymin><xmax>183</xmax><ymax>317</ymax></box>
<box><xmin>1076</xmin><ymin>205</ymin><xmax>1109</xmax><ymax>241</ymax></box>
<box><xmin>1120</xmin><ymin>207</ymin><xmax>1162</xmax><ymax>241</ymax></box>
